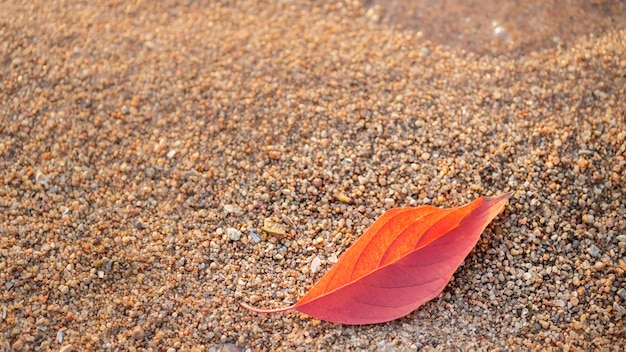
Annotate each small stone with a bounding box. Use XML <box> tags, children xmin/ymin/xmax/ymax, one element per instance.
<box><xmin>594</xmin><ymin>261</ymin><xmax>605</xmax><ymax>270</ymax></box>
<box><xmin>310</xmin><ymin>256</ymin><xmax>321</xmax><ymax>274</ymax></box>
<box><xmin>312</xmin><ymin>178</ymin><xmax>323</xmax><ymax>187</ymax></box>
<box><xmin>617</xmin><ymin>288</ymin><xmax>626</xmax><ymax>301</ymax></box>
<box><xmin>227</xmin><ymin>228</ymin><xmax>241</xmax><ymax>241</ymax></box>
<box><xmin>268</xmin><ymin>150</ymin><xmax>280</xmax><ymax>159</ymax></box>
<box><xmin>261</xmin><ymin>219</ymin><xmax>286</xmax><ymax>237</ymax></box>
<box><xmin>576</xmin><ymin>157</ymin><xmax>588</xmax><ymax>171</ymax></box>
<box><xmin>570</xmin><ymin>296</ymin><xmax>579</xmax><ymax>307</ymax></box>
<box><xmin>587</xmin><ymin>244</ymin><xmax>600</xmax><ymax>257</ymax></box>
<box><xmin>59</xmin><ymin>285</ymin><xmax>69</xmax><ymax>294</ymax></box>
<box><xmin>12</xmin><ymin>339</ymin><xmax>24</xmax><ymax>350</ymax></box>
<box><xmin>383</xmin><ymin>198</ymin><xmax>395</xmax><ymax>207</ymax></box>
<box><xmin>249</xmin><ymin>230</ymin><xmax>261</xmax><ymax>243</ymax></box>
<box><xmin>582</xmin><ymin>214</ymin><xmax>594</xmax><ymax>224</ymax></box>
<box><xmin>334</xmin><ymin>192</ymin><xmax>352</xmax><ymax>204</ymax></box>
<box><xmin>59</xmin><ymin>345</ymin><xmax>74</xmax><ymax>352</ymax></box>
<box><xmin>35</xmin><ymin>170</ymin><xmax>50</xmax><ymax>185</ymax></box>
<box><xmin>221</xmin><ymin>343</ymin><xmax>242</xmax><ymax>352</ymax></box>
<box><xmin>132</xmin><ymin>325</ymin><xmax>145</xmax><ymax>340</ymax></box>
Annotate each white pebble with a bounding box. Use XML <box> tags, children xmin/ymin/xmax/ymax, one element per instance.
<box><xmin>587</xmin><ymin>245</ymin><xmax>600</xmax><ymax>257</ymax></box>
<box><xmin>227</xmin><ymin>228</ymin><xmax>241</xmax><ymax>241</ymax></box>
<box><xmin>311</xmin><ymin>256</ymin><xmax>321</xmax><ymax>274</ymax></box>
<box><xmin>36</xmin><ymin>170</ymin><xmax>49</xmax><ymax>185</ymax></box>
<box><xmin>249</xmin><ymin>230</ymin><xmax>261</xmax><ymax>243</ymax></box>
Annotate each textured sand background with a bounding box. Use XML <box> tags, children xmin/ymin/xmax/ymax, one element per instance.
<box><xmin>1</xmin><ymin>0</ymin><xmax>625</xmax><ymax>351</ymax></box>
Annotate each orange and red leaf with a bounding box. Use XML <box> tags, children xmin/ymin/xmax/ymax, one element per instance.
<box><xmin>241</xmin><ymin>193</ymin><xmax>511</xmax><ymax>324</ymax></box>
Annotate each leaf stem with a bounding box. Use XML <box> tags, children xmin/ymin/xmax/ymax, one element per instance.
<box><xmin>240</xmin><ymin>301</ymin><xmax>295</xmax><ymax>314</ymax></box>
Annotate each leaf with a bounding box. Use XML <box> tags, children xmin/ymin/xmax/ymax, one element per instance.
<box><xmin>241</xmin><ymin>193</ymin><xmax>511</xmax><ymax>325</ymax></box>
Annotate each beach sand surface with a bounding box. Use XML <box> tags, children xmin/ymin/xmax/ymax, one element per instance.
<box><xmin>1</xmin><ymin>0</ymin><xmax>624</xmax><ymax>350</ymax></box>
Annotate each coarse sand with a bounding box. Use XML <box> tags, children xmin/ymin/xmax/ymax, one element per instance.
<box><xmin>1</xmin><ymin>0</ymin><xmax>625</xmax><ymax>351</ymax></box>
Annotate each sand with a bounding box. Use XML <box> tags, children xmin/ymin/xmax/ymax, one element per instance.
<box><xmin>0</xmin><ymin>0</ymin><xmax>624</xmax><ymax>350</ymax></box>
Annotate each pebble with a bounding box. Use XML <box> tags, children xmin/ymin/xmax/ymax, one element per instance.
<box><xmin>573</xmin><ymin>321</ymin><xmax>583</xmax><ymax>330</ymax></box>
<box><xmin>617</xmin><ymin>289</ymin><xmax>626</xmax><ymax>301</ymax></box>
<box><xmin>310</xmin><ymin>256</ymin><xmax>321</xmax><ymax>274</ymax></box>
<box><xmin>35</xmin><ymin>170</ymin><xmax>50</xmax><ymax>186</ymax></box>
<box><xmin>312</xmin><ymin>178</ymin><xmax>323</xmax><ymax>187</ymax></box>
<box><xmin>1</xmin><ymin>0</ymin><xmax>624</xmax><ymax>351</ymax></box>
<box><xmin>12</xmin><ymin>340</ymin><xmax>24</xmax><ymax>350</ymax></box>
<box><xmin>268</xmin><ymin>150</ymin><xmax>281</xmax><ymax>160</ymax></box>
<box><xmin>249</xmin><ymin>230</ymin><xmax>261</xmax><ymax>243</ymax></box>
<box><xmin>132</xmin><ymin>326</ymin><xmax>146</xmax><ymax>340</ymax></box>
<box><xmin>334</xmin><ymin>192</ymin><xmax>352</xmax><ymax>204</ymax></box>
<box><xmin>587</xmin><ymin>244</ymin><xmax>600</xmax><ymax>257</ymax></box>
<box><xmin>582</xmin><ymin>214</ymin><xmax>595</xmax><ymax>224</ymax></box>
<box><xmin>383</xmin><ymin>198</ymin><xmax>395</xmax><ymax>207</ymax></box>
<box><xmin>227</xmin><ymin>228</ymin><xmax>242</xmax><ymax>242</ymax></box>
<box><xmin>261</xmin><ymin>219</ymin><xmax>286</xmax><ymax>237</ymax></box>
<box><xmin>221</xmin><ymin>343</ymin><xmax>242</xmax><ymax>352</ymax></box>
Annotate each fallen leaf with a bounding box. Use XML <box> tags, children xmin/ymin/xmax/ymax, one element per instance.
<box><xmin>241</xmin><ymin>193</ymin><xmax>511</xmax><ymax>324</ymax></box>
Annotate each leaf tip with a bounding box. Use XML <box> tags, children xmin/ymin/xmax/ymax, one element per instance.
<box><xmin>492</xmin><ymin>191</ymin><xmax>513</xmax><ymax>200</ymax></box>
<box><xmin>485</xmin><ymin>192</ymin><xmax>514</xmax><ymax>206</ymax></box>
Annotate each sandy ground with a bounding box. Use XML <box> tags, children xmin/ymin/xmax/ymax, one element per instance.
<box><xmin>1</xmin><ymin>0</ymin><xmax>625</xmax><ymax>351</ymax></box>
